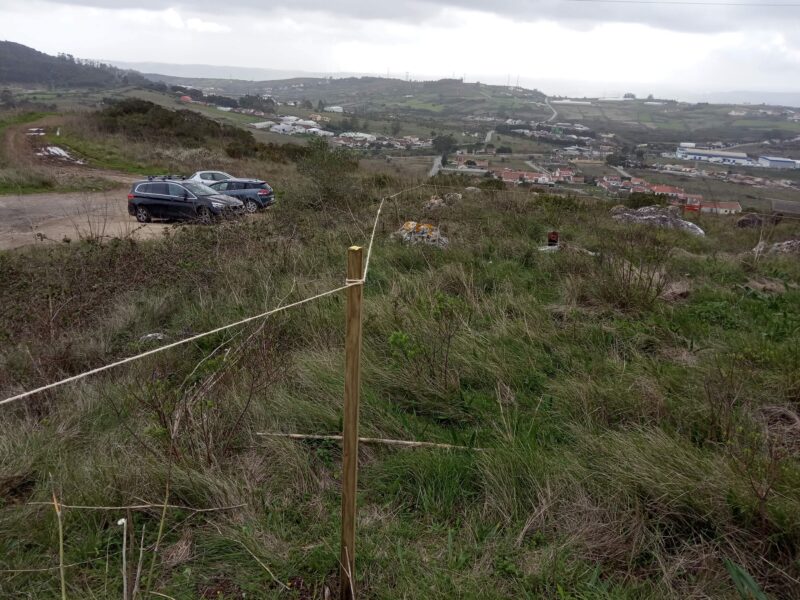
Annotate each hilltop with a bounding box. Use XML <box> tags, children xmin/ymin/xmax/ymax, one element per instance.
<box><xmin>0</xmin><ymin>41</ymin><xmax>147</xmax><ymax>88</ymax></box>
<box><xmin>142</xmin><ymin>73</ymin><xmax>548</xmax><ymax>117</ymax></box>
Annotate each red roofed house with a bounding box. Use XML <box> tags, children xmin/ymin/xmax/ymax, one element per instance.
<box><xmin>650</xmin><ymin>184</ymin><xmax>684</xmax><ymax>198</ymax></box>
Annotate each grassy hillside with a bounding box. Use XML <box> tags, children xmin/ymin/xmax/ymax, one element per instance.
<box><xmin>1</xmin><ymin>164</ymin><xmax>800</xmax><ymax>598</ymax></box>
<box><xmin>0</xmin><ymin>41</ymin><xmax>147</xmax><ymax>88</ymax></box>
<box><xmin>143</xmin><ymin>74</ymin><xmax>549</xmax><ymax>119</ymax></box>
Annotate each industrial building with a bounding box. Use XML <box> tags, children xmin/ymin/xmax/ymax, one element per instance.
<box><xmin>758</xmin><ymin>156</ymin><xmax>799</xmax><ymax>170</ymax></box>
<box><xmin>675</xmin><ymin>146</ymin><xmax>753</xmax><ymax>166</ymax></box>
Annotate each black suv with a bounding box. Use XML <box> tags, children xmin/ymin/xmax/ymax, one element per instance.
<box><xmin>207</xmin><ymin>178</ymin><xmax>275</xmax><ymax>213</ymax></box>
<box><xmin>127</xmin><ymin>178</ymin><xmax>244</xmax><ymax>223</ymax></box>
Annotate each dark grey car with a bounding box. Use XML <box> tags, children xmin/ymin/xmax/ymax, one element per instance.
<box><xmin>208</xmin><ymin>178</ymin><xmax>275</xmax><ymax>213</ymax></box>
<box><xmin>127</xmin><ymin>179</ymin><xmax>244</xmax><ymax>223</ymax></box>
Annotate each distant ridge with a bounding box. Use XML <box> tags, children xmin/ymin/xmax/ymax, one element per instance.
<box><xmin>0</xmin><ymin>40</ymin><xmax>146</xmax><ymax>88</ymax></box>
<box><xmin>106</xmin><ymin>60</ymin><xmax>367</xmax><ymax>82</ymax></box>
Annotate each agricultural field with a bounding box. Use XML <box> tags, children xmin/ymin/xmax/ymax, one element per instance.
<box><xmin>552</xmin><ymin>99</ymin><xmax>800</xmax><ymax>145</ymax></box>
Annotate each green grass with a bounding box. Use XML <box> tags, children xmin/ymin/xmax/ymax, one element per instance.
<box><xmin>47</xmin><ymin>129</ymin><xmax>162</xmax><ymax>174</ymax></box>
<box><xmin>2</xmin><ymin>124</ymin><xmax>800</xmax><ymax>598</ymax></box>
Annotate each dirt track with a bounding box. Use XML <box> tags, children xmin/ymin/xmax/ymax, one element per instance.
<box><xmin>0</xmin><ymin>188</ymin><xmax>171</xmax><ymax>250</ymax></box>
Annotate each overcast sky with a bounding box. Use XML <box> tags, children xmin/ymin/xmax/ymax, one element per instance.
<box><xmin>2</xmin><ymin>0</ymin><xmax>800</xmax><ymax>96</ymax></box>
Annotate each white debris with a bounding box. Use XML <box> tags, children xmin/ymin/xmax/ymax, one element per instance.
<box><xmin>139</xmin><ymin>333</ymin><xmax>167</xmax><ymax>343</ymax></box>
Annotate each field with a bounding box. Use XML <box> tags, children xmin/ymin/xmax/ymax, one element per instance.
<box><xmin>551</xmin><ymin>100</ymin><xmax>800</xmax><ymax>146</ymax></box>
<box><xmin>2</xmin><ymin>81</ymin><xmax>800</xmax><ymax>599</ymax></box>
<box><xmin>629</xmin><ymin>168</ymin><xmax>800</xmax><ymax>213</ymax></box>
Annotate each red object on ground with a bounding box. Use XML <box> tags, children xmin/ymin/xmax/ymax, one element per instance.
<box><xmin>547</xmin><ymin>231</ymin><xmax>559</xmax><ymax>246</ymax></box>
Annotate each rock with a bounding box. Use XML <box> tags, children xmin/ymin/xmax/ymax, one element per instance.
<box><xmin>737</xmin><ymin>213</ymin><xmax>782</xmax><ymax>228</ymax></box>
<box><xmin>611</xmin><ymin>205</ymin><xmax>705</xmax><ymax>236</ymax></box>
<box><xmin>423</xmin><ymin>195</ymin><xmax>446</xmax><ymax>210</ymax></box>
<box><xmin>661</xmin><ymin>280</ymin><xmax>692</xmax><ymax>302</ymax></box>
<box><xmin>394</xmin><ymin>221</ymin><xmax>449</xmax><ymax>248</ymax></box>
<box><xmin>139</xmin><ymin>333</ymin><xmax>167</xmax><ymax>343</ymax></box>
<box><xmin>745</xmin><ymin>278</ymin><xmax>786</xmax><ymax>294</ymax></box>
<box><xmin>444</xmin><ymin>192</ymin><xmax>462</xmax><ymax>202</ymax></box>
<box><xmin>753</xmin><ymin>240</ymin><xmax>800</xmax><ymax>256</ymax></box>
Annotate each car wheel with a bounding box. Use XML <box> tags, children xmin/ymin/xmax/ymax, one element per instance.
<box><xmin>197</xmin><ymin>206</ymin><xmax>212</xmax><ymax>224</ymax></box>
<box><xmin>135</xmin><ymin>206</ymin><xmax>151</xmax><ymax>223</ymax></box>
<box><xmin>244</xmin><ymin>199</ymin><xmax>259</xmax><ymax>214</ymax></box>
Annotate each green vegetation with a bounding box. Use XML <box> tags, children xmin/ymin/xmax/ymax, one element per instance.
<box><xmin>3</xmin><ymin>56</ymin><xmax>800</xmax><ymax>598</ymax></box>
<box><xmin>0</xmin><ymin>41</ymin><xmax>146</xmax><ymax>88</ymax></box>
<box><xmin>2</xmin><ymin>168</ymin><xmax>800</xmax><ymax>598</ymax></box>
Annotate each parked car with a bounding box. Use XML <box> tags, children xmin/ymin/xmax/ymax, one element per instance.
<box><xmin>187</xmin><ymin>170</ymin><xmax>234</xmax><ymax>183</ymax></box>
<box><xmin>127</xmin><ymin>178</ymin><xmax>243</xmax><ymax>223</ymax></box>
<box><xmin>207</xmin><ymin>178</ymin><xmax>275</xmax><ymax>213</ymax></box>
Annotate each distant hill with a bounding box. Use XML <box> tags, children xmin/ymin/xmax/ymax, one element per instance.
<box><xmin>107</xmin><ymin>60</ymin><xmax>363</xmax><ymax>82</ymax></box>
<box><xmin>140</xmin><ymin>72</ymin><xmax>548</xmax><ymax>117</ymax></box>
<box><xmin>0</xmin><ymin>40</ymin><xmax>147</xmax><ymax>88</ymax></box>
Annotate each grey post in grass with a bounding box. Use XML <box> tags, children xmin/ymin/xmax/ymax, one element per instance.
<box><xmin>341</xmin><ymin>246</ymin><xmax>364</xmax><ymax>600</ymax></box>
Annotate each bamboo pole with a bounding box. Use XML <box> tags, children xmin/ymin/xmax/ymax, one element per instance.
<box><xmin>341</xmin><ymin>246</ymin><xmax>363</xmax><ymax>600</ymax></box>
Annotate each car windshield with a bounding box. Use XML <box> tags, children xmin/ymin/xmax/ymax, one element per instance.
<box><xmin>182</xmin><ymin>182</ymin><xmax>217</xmax><ymax>196</ymax></box>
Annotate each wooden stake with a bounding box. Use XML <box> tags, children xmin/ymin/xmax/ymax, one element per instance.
<box><xmin>341</xmin><ymin>246</ymin><xmax>363</xmax><ymax>600</ymax></box>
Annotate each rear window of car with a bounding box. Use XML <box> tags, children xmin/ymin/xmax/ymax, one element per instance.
<box><xmin>245</xmin><ymin>182</ymin><xmax>270</xmax><ymax>190</ymax></box>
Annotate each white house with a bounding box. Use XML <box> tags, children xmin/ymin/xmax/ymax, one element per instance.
<box><xmin>250</xmin><ymin>121</ymin><xmax>277</xmax><ymax>130</ymax></box>
<box><xmin>701</xmin><ymin>202</ymin><xmax>742</xmax><ymax>215</ymax></box>
<box><xmin>270</xmin><ymin>123</ymin><xmax>295</xmax><ymax>134</ymax></box>
<box><xmin>307</xmin><ymin>128</ymin><xmax>335</xmax><ymax>137</ymax></box>
<box><xmin>324</xmin><ymin>106</ymin><xmax>344</xmax><ymax>113</ymax></box>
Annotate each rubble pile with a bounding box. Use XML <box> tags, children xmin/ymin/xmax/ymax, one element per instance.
<box><xmin>394</xmin><ymin>221</ymin><xmax>449</xmax><ymax>248</ymax></box>
<box><xmin>611</xmin><ymin>205</ymin><xmax>705</xmax><ymax>236</ymax></box>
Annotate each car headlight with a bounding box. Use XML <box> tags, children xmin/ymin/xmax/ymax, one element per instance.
<box><xmin>211</xmin><ymin>201</ymin><xmax>225</xmax><ymax>208</ymax></box>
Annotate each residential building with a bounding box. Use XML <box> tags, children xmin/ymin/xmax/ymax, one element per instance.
<box><xmin>701</xmin><ymin>202</ymin><xmax>742</xmax><ymax>215</ymax></box>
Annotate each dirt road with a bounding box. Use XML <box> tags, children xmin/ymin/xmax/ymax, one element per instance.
<box><xmin>0</xmin><ymin>188</ymin><xmax>170</xmax><ymax>250</ymax></box>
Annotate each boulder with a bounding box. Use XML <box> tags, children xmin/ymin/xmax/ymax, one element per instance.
<box><xmin>745</xmin><ymin>278</ymin><xmax>786</xmax><ymax>294</ymax></box>
<box><xmin>737</xmin><ymin>213</ymin><xmax>782</xmax><ymax>228</ymax></box>
<box><xmin>611</xmin><ymin>205</ymin><xmax>705</xmax><ymax>236</ymax></box>
<box><xmin>444</xmin><ymin>192</ymin><xmax>462</xmax><ymax>202</ymax></box>
<box><xmin>753</xmin><ymin>240</ymin><xmax>800</xmax><ymax>256</ymax></box>
<box><xmin>394</xmin><ymin>221</ymin><xmax>449</xmax><ymax>248</ymax></box>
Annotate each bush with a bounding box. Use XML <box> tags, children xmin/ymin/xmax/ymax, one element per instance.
<box><xmin>295</xmin><ymin>137</ymin><xmax>360</xmax><ymax>209</ymax></box>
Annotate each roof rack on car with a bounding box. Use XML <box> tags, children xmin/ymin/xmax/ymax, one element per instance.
<box><xmin>146</xmin><ymin>174</ymin><xmax>187</xmax><ymax>181</ymax></box>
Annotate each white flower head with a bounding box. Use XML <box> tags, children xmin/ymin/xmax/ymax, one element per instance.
<box><xmin>117</xmin><ymin>518</ymin><xmax>127</xmax><ymax>526</ymax></box>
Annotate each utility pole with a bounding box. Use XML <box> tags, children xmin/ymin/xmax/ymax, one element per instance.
<box><xmin>340</xmin><ymin>246</ymin><xmax>364</xmax><ymax>600</ymax></box>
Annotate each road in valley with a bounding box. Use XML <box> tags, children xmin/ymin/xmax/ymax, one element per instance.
<box><xmin>428</xmin><ymin>155</ymin><xmax>443</xmax><ymax>178</ymax></box>
<box><xmin>545</xmin><ymin>97</ymin><xmax>558</xmax><ymax>122</ymax></box>
<box><xmin>484</xmin><ymin>130</ymin><xmax>495</xmax><ymax>144</ymax></box>
<box><xmin>611</xmin><ymin>165</ymin><xmax>633</xmax><ymax>178</ymax></box>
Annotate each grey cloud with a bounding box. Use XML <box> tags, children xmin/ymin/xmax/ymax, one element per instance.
<box><xmin>19</xmin><ymin>0</ymin><xmax>800</xmax><ymax>34</ymax></box>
